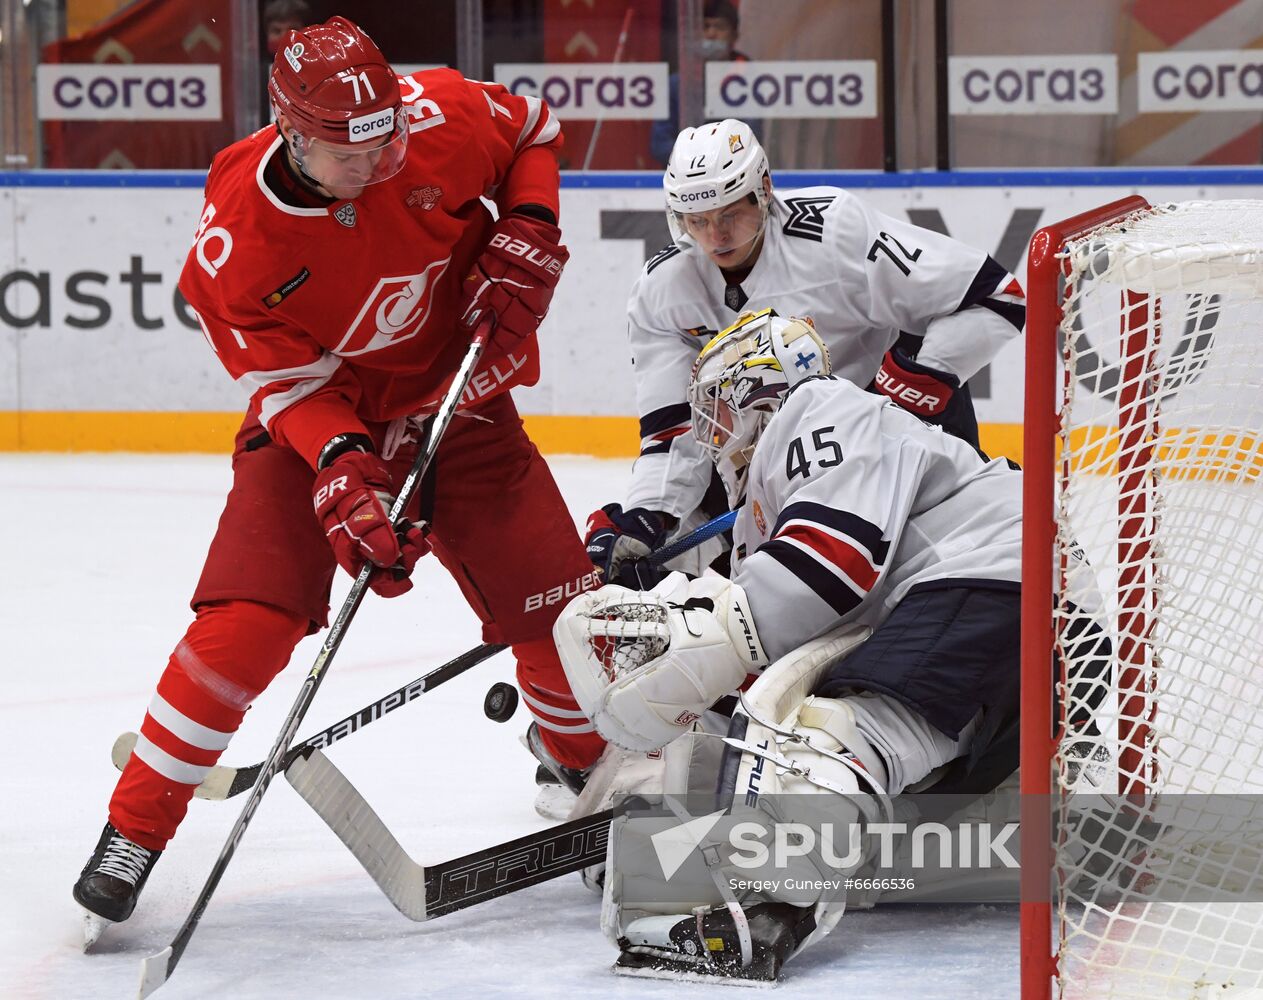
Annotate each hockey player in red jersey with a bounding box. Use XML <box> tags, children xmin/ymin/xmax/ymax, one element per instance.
<box><xmin>72</xmin><ymin>16</ymin><xmax>604</xmax><ymax>939</ymax></box>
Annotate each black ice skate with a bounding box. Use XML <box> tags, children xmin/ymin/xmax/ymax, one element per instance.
<box><xmin>526</xmin><ymin>722</ymin><xmax>591</xmax><ymax>821</ymax></box>
<box><xmin>615</xmin><ymin>901</ymin><xmax>816</xmax><ymax>984</ymax></box>
<box><xmin>73</xmin><ymin>821</ymin><xmax>161</xmax><ymax>948</ymax></box>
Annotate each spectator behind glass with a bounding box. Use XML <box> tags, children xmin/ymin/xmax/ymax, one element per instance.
<box><xmin>650</xmin><ymin>1</ymin><xmax>762</xmax><ymax>166</ymax></box>
<box><xmin>260</xmin><ymin>0</ymin><xmax>314</xmax><ymax>126</ymax></box>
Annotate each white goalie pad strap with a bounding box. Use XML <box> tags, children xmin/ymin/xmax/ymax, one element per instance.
<box><xmin>727</xmin><ymin>622</ymin><xmax>881</xmax><ymax>799</ymax></box>
<box><xmin>554</xmin><ymin>572</ymin><xmax>768</xmax><ymax>752</ymax></box>
<box><xmin>721</xmin><ymin>735</ymin><xmax>865</xmax><ymax>797</ymax></box>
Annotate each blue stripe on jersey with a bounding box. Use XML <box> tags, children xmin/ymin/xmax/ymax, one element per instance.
<box><xmin>639</xmin><ymin>403</ymin><xmax>692</xmax><ymax>454</ymax></box>
<box><xmin>770</xmin><ymin>501</ymin><xmax>890</xmax><ymax>565</ymax></box>
<box><xmin>639</xmin><ymin>402</ymin><xmax>692</xmax><ymax>437</ymax></box>
<box><xmin>978</xmin><ymin>297</ymin><xmax>1026</xmax><ymax>330</ymax></box>
<box><xmin>760</xmin><ymin>539</ymin><xmax>864</xmax><ymax>620</ymax></box>
<box><xmin>957</xmin><ymin>256</ymin><xmax>1025</xmax><ymax>330</ymax></box>
<box><xmin>958</xmin><ymin>256</ymin><xmax>1008</xmax><ymax>308</ymax></box>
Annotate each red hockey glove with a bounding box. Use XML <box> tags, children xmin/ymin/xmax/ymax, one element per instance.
<box><xmin>874</xmin><ymin>348</ymin><xmax>958</xmax><ymax>419</ymax></box>
<box><xmin>459</xmin><ymin>214</ymin><xmax>569</xmax><ymax>349</ymax></box>
<box><xmin>312</xmin><ymin>448</ymin><xmax>430</xmax><ymax>598</ymax></box>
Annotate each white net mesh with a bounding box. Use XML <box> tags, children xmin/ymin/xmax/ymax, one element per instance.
<box><xmin>1051</xmin><ymin>201</ymin><xmax>1263</xmax><ymax>999</ymax></box>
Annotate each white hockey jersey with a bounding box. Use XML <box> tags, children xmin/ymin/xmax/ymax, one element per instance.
<box><xmin>624</xmin><ymin>187</ymin><xmax>1024</xmax><ymax>518</ymax></box>
<box><xmin>731</xmin><ymin>376</ymin><xmax>1021</xmax><ymax>662</ymax></box>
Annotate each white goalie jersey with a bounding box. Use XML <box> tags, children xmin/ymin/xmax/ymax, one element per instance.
<box><xmin>731</xmin><ymin>375</ymin><xmax>1021</xmax><ymax>662</ymax></box>
<box><xmin>624</xmin><ymin>187</ymin><xmax>1024</xmax><ymax>517</ymax></box>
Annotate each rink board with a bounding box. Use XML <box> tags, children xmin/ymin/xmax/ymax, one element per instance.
<box><xmin>1</xmin><ymin>167</ymin><xmax>1262</xmax><ymax>460</ymax></box>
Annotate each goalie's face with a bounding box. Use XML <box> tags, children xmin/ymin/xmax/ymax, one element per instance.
<box><xmin>688</xmin><ymin>311</ymin><xmax>830</xmax><ymax>504</ymax></box>
<box><xmin>690</xmin><ymin>341</ymin><xmax>782</xmax><ymax>504</ymax></box>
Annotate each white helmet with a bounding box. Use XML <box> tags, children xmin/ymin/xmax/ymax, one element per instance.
<box><xmin>664</xmin><ymin>119</ymin><xmax>770</xmax><ymax>249</ymax></box>
<box><xmin>688</xmin><ymin>308</ymin><xmax>830</xmax><ymax>503</ymax></box>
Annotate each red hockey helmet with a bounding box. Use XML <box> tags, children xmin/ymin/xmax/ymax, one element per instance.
<box><xmin>268</xmin><ymin>16</ymin><xmax>407</xmax><ymax>189</ymax></box>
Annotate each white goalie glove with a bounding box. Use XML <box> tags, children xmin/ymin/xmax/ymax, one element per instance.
<box><xmin>553</xmin><ymin>572</ymin><xmax>769</xmax><ymax>752</ymax></box>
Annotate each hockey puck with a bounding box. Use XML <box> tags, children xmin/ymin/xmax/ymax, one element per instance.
<box><xmin>483</xmin><ymin>682</ymin><xmax>519</xmax><ymax>723</ymax></box>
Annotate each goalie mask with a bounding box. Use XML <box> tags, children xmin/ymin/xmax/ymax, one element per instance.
<box><xmin>688</xmin><ymin>309</ymin><xmax>830</xmax><ymax>503</ymax></box>
<box><xmin>268</xmin><ymin>16</ymin><xmax>408</xmax><ymax>194</ymax></box>
<box><xmin>664</xmin><ymin>119</ymin><xmax>770</xmax><ymax>265</ymax></box>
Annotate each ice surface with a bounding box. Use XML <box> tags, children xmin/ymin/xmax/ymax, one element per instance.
<box><xmin>0</xmin><ymin>453</ymin><xmax>1017</xmax><ymax>999</ymax></box>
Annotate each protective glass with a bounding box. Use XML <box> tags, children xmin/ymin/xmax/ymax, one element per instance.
<box><xmin>289</xmin><ymin>113</ymin><xmax>409</xmax><ymax>190</ymax></box>
<box><xmin>668</xmin><ymin>196</ymin><xmax>768</xmax><ymax>265</ymax></box>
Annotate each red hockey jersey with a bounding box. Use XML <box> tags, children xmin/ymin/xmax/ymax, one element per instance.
<box><xmin>178</xmin><ymin>69</ymin><xmax>563</xmax><ymax>467</ymax></box>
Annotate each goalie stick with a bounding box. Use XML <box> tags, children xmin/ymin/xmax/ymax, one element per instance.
<box><xmin>110</xmin><ymin>508</ymin><xmax>739</xmax><ymax>801</ymax></box>
<box><xmin>285</xmin><ymin>747</ymin><xmax>616</xmax><ymax>920</ymax></box>
<box><xmin>276</xmin><ymin>511</ymin><xmax>739</xmax><ymax>921</ymax></box>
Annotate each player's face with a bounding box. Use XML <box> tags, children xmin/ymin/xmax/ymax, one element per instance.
<box><xmin>681</xmin><ymin>197</ymin><xmax>765</xmax><ymax>269</ymax></box>
<box><xmin>280</xmin><ymin>113</ymin><xmax>409</xmax><ymax>201</ymax></box>
<box><xmin>301</xmin><ymin>137</ymin><xmax>388</xmax><ymax>200</ymax></box>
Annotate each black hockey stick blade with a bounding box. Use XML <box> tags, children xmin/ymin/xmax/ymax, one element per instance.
<box><xmin>110</xmin><ymin>642</ymin><xmax>508</xmax><ymax>801</ymax></box>
<box><xmin>284</xmin><ymin>748</ymin><xmax>614</xmax><ymax>921</ymax></box>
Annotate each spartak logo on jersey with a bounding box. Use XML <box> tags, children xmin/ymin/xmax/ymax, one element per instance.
<box><xmin>334</xmin><ymin>258</ymin><xmax>451</xmax><ymax>356</ymax></box>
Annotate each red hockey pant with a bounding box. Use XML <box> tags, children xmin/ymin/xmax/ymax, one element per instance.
<box><xmin>110</xmin><ymin>393</ymin><xmax>603</xmax><ymax>850</ymax></box>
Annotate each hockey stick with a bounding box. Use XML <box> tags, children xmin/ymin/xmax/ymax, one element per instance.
<box><xmin>111</xmin><ymin>508</ymin><xmax>737</xmax><ymax>801</ymax></box>
<box><xmin>652</xmin><ymin>507</ymin><xmax>736</xmax><ymax>564</ymax></box>
<box><xmin>280</xmin><ymin>508</ymin><xmax>739</xmax><ymax>920</ymax></box>
<box><xmin>285</xmin><ymin>747</ymin><xmax>616</xmax><ymax>921</ymax></box>
<box><xmin>138</xmin><ymin>318</ymin><xmax>494</xmax><ymax>998</ymax></box>
<box><xmin>110</xmin><ymin>642</ymin><xmax>508</xmax><ymax>801</ymax></box>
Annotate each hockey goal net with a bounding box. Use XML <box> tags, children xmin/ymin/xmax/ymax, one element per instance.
<box><xmin>1021</xmin><ymin>197</ymin><xmax>1263</xmax><ymax>1000</ymax></box>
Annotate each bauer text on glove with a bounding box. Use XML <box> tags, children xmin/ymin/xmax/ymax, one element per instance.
<box><xmin>459</xmin><ymin>213</ymin><xmax>569</xmax><ymax>349</ymax></box>
<box><xmin>312</xmin><ymin>445</ymin><xmax>430</xmax><ymax>598</ymax></box>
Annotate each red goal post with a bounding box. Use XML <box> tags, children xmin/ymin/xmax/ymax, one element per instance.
<box><xmin>1019</xmin><ymin>195</ymin><xmax>1263</xmax><ymax>1000</ymax></box>
<box><xmin>1020</xmin><ymin>194</ymin><xmax>1151</xmax><ymax>1000</ymax></box>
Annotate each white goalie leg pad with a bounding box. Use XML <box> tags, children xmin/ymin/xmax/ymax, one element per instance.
<box><xmin>721</xmin><ymin>624</ymin><xmax>891</xmax><ymax>956</ymax></box>
<box><xmin>553</xmin><ymin>572</ymin><xmax>768</xmax><ymax>752</ymax></box>
<box><xmin>572</xmin><ymin>708</ymin><xmax>731</xmax><ymax>818</ymax></box>
<box><xmin>727</xmin><ymin>622</ymin><xmax>881</xmax><ymax>805</ymax></box>
<box><xmin>599</xmin><ymin>720</ymin><xmax>737</xmax><ymax>949</ymax></box>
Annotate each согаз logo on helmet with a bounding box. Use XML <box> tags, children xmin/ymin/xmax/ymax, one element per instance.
<box><xmin>348</xmin><ymin>108</ymin><xmax>394</xmax><ymax>141</ymax></box>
